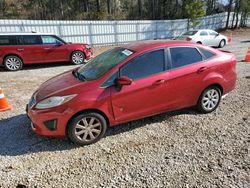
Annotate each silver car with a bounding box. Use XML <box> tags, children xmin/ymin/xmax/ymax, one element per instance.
<box><xmin>175</xmin><ymin>29</ymin><xmax>228</xmax><ymax>48</ymax></box>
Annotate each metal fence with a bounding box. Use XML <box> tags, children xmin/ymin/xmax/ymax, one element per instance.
<box><xmin>0</xmin><ymin>12</ymin><xmax>249</xmax><ymax>46</ymax></box>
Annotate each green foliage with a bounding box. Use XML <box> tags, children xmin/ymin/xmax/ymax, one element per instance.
<box><xmin>185</xmin><ymin>0</ymin><xmax>205</xmax><ymax>30</ymax></box>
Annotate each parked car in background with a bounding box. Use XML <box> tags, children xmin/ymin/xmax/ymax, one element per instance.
<box><xmin>26</xmin><ymin>40</ymin><xmax>237</xmax><ymax>146</ymax></box>
<box><xmin>0</xmin><ymin>32</ymin><xmax>93</xmax><ymax>71</ymax></box>
<box><xmin>174</xmin><ymin>29</ymin><xmax>228</xmax><ymax>48</ymax></box>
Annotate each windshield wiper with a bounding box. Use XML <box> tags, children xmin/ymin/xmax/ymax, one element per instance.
<box><xmin>72</xmin><ymin>69</ymin><xmax>86</xmax><ymax>81</ymax></box>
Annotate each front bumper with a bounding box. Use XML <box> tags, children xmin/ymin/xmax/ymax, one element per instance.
<box><xmin>26</xmin><ymin>104</ymin><xmax>72</xmax><ymax>137</ymax></box>
<box><xmin>85</xmin><ymin>49</ymin><xmax>93</xmax><ymax>60</ymax></box>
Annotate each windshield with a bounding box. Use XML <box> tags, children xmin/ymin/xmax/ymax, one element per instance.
<box><xmin>77</xmin><ymin>47</ymin><xmax>134</xmax><ymax>81</ymax></box>
<box><xmin>182</xmin><ymin>31</ymin><xmax>198</xmax><ymax>36</ymax></box>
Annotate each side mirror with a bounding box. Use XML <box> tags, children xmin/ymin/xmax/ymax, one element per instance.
<box><xmin>115</xmin><ymin>76</ymin><xmax>132</xmax><ymax>86</ymax></box>
<box><xmin>114</xmin><ymin>76</ymin><xmax>132</xmax><ymax>91</ymax></box>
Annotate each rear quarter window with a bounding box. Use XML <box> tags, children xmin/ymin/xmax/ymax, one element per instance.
<box><xmin>170</xmin><ymin>47</ymin><xmax>203</xmax><ymax>69</ymax></box>
<box><xmin>199</xmin><ymin>48</ymin><xmax>216</xmax><ymax>59</ymax></box>
<box><xmin>0</xmin><ymin>36</ymin><xmax>18</xmax><ymax>45</ymax></box>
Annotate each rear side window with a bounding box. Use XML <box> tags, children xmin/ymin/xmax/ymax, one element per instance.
<box><xmin>199</xmin><ymin>48</ymin><xmax>216</xmax><ymax>59</ymax></box>
<box><xmin>120</xmin><ymin>49</ymin><xmax>165</xmax><ymax>80</ymax></box>
<box><xmin>170</xmin><ymin>47</ymin><xmax>202</xmax><ymax>69</ymax></box>
<box><xmin>21</xmin><ymin>35</ymin><xmax>41</xmax><ymax>45</ymax></box>
<box><xmin>0</xmin><ymin>36</ymin><xmax>18</xmax><ymax>45</ymax></box>
<box><xmin>200</xmin><ymin>31</ymin><xmax>208</xmax><ymax>36</ymax></box>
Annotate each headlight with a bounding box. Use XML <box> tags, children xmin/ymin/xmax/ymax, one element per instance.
<box><xmin>86</xmin><ymin>44</ymin><xmax>91</xmax><ymax>49</ymax></box>
<box><xmin>35</xmin><ymin>94</ymin><xmax>77</xmax><ymax>109</ymax></box>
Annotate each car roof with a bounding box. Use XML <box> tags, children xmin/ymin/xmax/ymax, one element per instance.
<box><xmin>0</xmin><ymin>32</ymin><xmax>55</xmax><ymax>36</ymax></box>
<box><xmin>122</xmin><ymin>40</ymin><xmax>199</xmax><ymax>52</ymax></box>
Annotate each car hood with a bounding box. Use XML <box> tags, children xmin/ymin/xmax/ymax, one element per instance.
<box><xmin>35</xmin><ymin>70</ymin><xmax>83</xmax><ymax>101</ymax></box>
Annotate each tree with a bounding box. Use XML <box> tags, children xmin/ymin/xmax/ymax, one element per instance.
<box><xmin>225</xmin><ymin>0</ymin><xmax>233</xmax><ymax>29</ymax></box>
<box><xmin>185</xmin><ymin>0</ymin><xmax>206</xmax><ymax>30</ymax></box>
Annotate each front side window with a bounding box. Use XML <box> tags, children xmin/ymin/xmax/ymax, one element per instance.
<box><xmin>41</xmin><ymin>35</ymin><xmax>63</xmax><ymax>45</ymax></box>
<box><xmin>0</xmin><ymin>36</ymin><xmax>17</xmax><ymax>45</ymax></box>
<box><xmin>21</xmin><ymin>35</ymin><xmax>41</xmax><ymax>45</ymax></box>
<box><xmin>77</xmin><ymin>47</ymin><xmax>134</xmax><ymax>81</ymax></box>
<box><xmin>170</xmin><ymin>47</ymin><xmax>202</xmax><ymax>69</ymax></box>
<box><xmin>100</xmin><ymin>71</ymin><xmax>118</xmax><ymax>88</ymax></box>
<box><xmin>120</xmin><ymin>49</ymin><xmax>165</xmax><ymax>80</ymax></box>
<box><xmin>200</xmin><ymin>31</ymin><xmax>208</xmax><ymax>36</ymax></box>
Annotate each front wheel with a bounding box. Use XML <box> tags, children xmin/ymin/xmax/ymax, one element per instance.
<box><xmin>4</xmin><ymin>55</ymin><xmax>23</xmax><ymax>71</ymax></box>
<box><xmin>197</xmin><ymin>86</ymin><xmax>221</xmax><ymax>113</ymax></box>
<box><xmin>71</xmin><ymin>51</ymin><xmax>85</xmax><ymax>65</ymax></box>
<box><xmin>67</xmin><ymin>112</ymin><xmax>107</xmax><ymax>146</ymax></box>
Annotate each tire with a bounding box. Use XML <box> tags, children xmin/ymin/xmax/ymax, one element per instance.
<box><xmin>67</xmin><ymin>112</ymin><xmax>107</xmax><ymax>146</ymax></box>
<box><xmin>4</xmin><ymin>55</ymin><xmax>23</xmax><ymax>71</ymax></box>
<box><xmin>71</xmin><ymin>51</ymin><xmax>85</xmax><ymax>65</ymax></box>
<box><xmin>197</xmin><ymin>86</ymin><xmax>221</xmax><ymax>113</ymax></box>
<box><xmin>219</xmin><ymin>39</ymin><xmax>226</xmax><ymax>48</ymax></box>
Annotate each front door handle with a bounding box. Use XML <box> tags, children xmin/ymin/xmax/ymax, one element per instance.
<box><xmin>152</xmin><ymin>79</ymin><xmax>165</xmax><ymax>86</ymax></box>
<box><xmin>44</xmin><ymin>48</ymin><xmax>50</xmax><ymax>50</ymax></box>
<box><xmin>17</xmin><ymin>48</ymin><xmax>24</xmax><ymax>51</ymax></box>
<box><xmin>197</xmin><ymin>67</ymin><xmax>208</xmax><ymax>74</ymax></box>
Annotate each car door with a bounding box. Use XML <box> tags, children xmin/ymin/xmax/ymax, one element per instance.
<box><xmin>41</xmin><ymin>35</ymin><xmax>69</xmax><ymax>63</ymax></box>
<box><xmin>209</xmin><ymin>31</ymin><xmax>221</xmax><ymax>46</ymax></box>
<box><xmin>18</xmin><ymin>35</ymin><xmax>45</xmax><ymax>64</ymax></box>
<box><xmin>199</xmin><ymin>31</ymin><xmax>211</xmax><ymax>45</ymax></box>
<box><xmin>166</xmin><ymin>46</ymin><xmax>212</xmax><ymax>109</ymax></box>
<box><xmin>110</xmin><ymin>49</ymin><xmax>171</xmax><ymax>123</ymax></box>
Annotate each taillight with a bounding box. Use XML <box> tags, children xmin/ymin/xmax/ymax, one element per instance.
<box><xmin>186</xmin><ymin>37</ymin><xmax>192</xmax><ymax>41</ymax></box>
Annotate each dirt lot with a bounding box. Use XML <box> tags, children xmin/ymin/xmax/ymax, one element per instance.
<box><xmin>0</xmin><ymin>29</ymin><xmax>249</xmax><ymax>187</ymax></box>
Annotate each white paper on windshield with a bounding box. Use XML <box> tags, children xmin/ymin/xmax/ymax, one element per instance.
<box><xmin>122</xmin><ymin>49</ymin><xmax>133</xmax><ymax>56</ymax></box>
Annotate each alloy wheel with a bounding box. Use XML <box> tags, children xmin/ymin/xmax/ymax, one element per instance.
<box><xmin>74</xmin><ymin>117</ymin><xmax>102</xmax><ymax>142</ymax></box>
<box><xmin>201</xmin><ymin>89</ymin><xmax>220</xmax><ymax>111</ymax></box>
<box><xmin>5</xmin><ymin>57</ymin><xmax>22</xmax><ymax>71</ymax></box>
<box><xmin>72</xmin><ymin>52</ymin><xmax>84</xmax><ymax>64</ymax></box>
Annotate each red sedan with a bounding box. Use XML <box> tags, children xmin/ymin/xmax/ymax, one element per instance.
<box><xmin>0</xmin><ymin>33</ymin><xmax>93</xmax><ymax>71</ymax></box>
<box><xmin>26</xmin><ymin>40</ymin><xmax>237</xmax><ymax>145</ymax></box>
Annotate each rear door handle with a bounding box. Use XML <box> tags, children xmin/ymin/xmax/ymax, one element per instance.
<box><xmin>197</xmin><ymin>67</ymin><xmax>208</xmax><ymax>73</ymax></box>
<box><xmin>44</xmin><ymin>48</ymin><xmax>50</xmax><ymax>50</ymax></box>
<box><xmin>152</xmin><ymin>79</ymin><xmax>165</xmax><ymax>85</ymax></box>
<box><xmin>17</xmin><ymin>48</ymin><xmax>24</xmax><ymax>51</ymax></box>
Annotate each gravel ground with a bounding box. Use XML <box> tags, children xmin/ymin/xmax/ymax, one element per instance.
<box><xmin>0</xmin><ymin>29</ymin><xmax>250</xmax><ymax>188</ymax></box>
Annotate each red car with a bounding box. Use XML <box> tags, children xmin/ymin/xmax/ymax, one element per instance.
<box><xmin>0</xmin><ymin>33</ymin><xmax>93</xmax><ymax>71</ymax></box>
<box><xmin>26</xmin><ymin>40</ymin><xmax>237</xmax><ymax>146</ymax></box>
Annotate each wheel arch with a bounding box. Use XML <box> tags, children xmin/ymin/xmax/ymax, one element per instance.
<box><xmin>70</xmin><ymin>50</ymin><xmax>86</xmax><ymax>59</ymax></box>
<box><xmin>198</xmin><ymin>83</ymin><xmax>224</xmax><ymax>104</ymax></box>
<box><xmin>66</xmin><ymin>108</ymin><xmax>110</xmax><ymax>134</ymax></box>
<box><xmin>3</xmin><ymin>54</ymin><xmax>24</xmax><ymax>65</ymax></box>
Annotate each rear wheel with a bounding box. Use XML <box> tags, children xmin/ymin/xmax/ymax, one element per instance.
<box><xmin>197</xmin><ymin>86</ymin><xmax>221</xmax><ymax>113</ymax></box>
<box><xmin>4</xmin><ymin>55</ymin><xmax>23</xmax><ymax>71</ymax></box>
<box><xmin>219</xmin><ymin>39</ymin><xmax>226</xmax><ymax>48</ymax></box>
<box><xmin>67</xmin><ymin>112</ymin><xmax>107</xmax><ymax>146</ymax></box>
<box><xmin>71</xmin><ymin>51</ymin><xmax>85</xmax><ymax>65</ymax></box>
